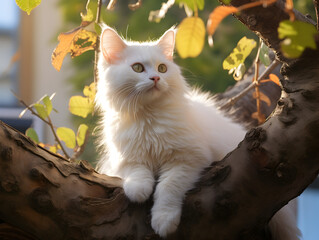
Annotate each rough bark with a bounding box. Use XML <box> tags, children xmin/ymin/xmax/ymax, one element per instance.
<box><xmin>1</xmin><ymin>0</ymin><xmax>319</xmax><ymax>239</ymax></box>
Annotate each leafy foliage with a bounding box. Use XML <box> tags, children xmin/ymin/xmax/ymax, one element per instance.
<box><xmin>223</xmin><ymin>37</ymin><xmax>256</xmax><ymax>71</ymax></box>
<box><xmin>26</xmin><ymin>128</ymin><xmax>40</xmax><ymax>144</ymax></box>
<box><xmin>15</xmin><ymin>0</ymin><xmax>41</xmax><ymax>15</ymax></box>
<box><xmin>57</xmin><ymin>127</ymin><xmax>76</xmax><ymax>149</ymax></box>
<box><xmin>52</xmin><ymin>25</ymin><xmax>97</xmax><ymax>71</ymax></box>
<box><xmin>69</xmin><ymin>82</ymin><xmax>95</xmax><ymax>118</ymax></box>
<box><xmin>176</xmin><ymin>17</ymin><xmax>206</xmax><ymax>58</ymax></box>
<box><xmin>278</xmin><ymin>20</ymin><xmax>317</xmax><ymax>58</ymax></box>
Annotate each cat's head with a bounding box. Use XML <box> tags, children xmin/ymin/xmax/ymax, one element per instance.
<box><xmin>96</xmin><ymin>26</ymin><xmax>186</xmax><ymax>114</ymax></box>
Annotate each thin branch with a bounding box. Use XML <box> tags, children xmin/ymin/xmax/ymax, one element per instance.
<box><xmin>94</xmin><ymin>0</ymin><xmax>103</xmax><ymax>85</ymax></box>
<box><xmin>128</xmin><ymin>0</ymin><xmax>143</xmax><ymax>10</ymax></box>
<box><xmin>107</xmin><ymin>0</ymin><xmax>117</xmax><ymax>10</ymax></box>
<box><xmin>12</xmin><ymin>91</ymin><xmax>50</xmax><ymax>125</ymax></box>
<box><xmin>13</xmin><ymin>91</ymin><xmax>70</xmax><ymax>159</ymax></box>
<box><xmin>220</xmin><ymin>59</ymin><xmax>280</xmax><ymax>109</ymax></box>
<box><xmin>70</xmin><ymin>131</ymin><xmax>90</xmax><ymax>160</ymax></box>
<box><xmin>314</xmin><ymin>0</ymin><xmax>319</xmax><ymax>30</ymax></box>
<box><xmin>47</xmin><ymin>117</ymin><xmax>70</xmax><ymax>159</ymax></box>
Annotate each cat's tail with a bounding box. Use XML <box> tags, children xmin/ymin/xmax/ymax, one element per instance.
<box><xmin>269</xmin><ymin>200</ymin><xmax>301</xmax><ymax>240</ymax></box>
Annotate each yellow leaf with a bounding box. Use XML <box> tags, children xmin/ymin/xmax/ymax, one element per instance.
<box><xmin>83</xmin><ymin>82</ymin><xmax>96</xmax><ymax>101</ymax></box>
<box><xmin>176</xmin><ymin>17</ymin><xmax>206</xmax><ymax>58</ymax></box>
<box><xmin>223</xmin><ymin>37</ymin><xmax>256</xmax><ymax>70</ymax></box>
<box><xmin>69</xmin><ymin>96</ymin><xmax>94</xmax><ymax>118</ymax></box>
<box><xmin>70</xmin><ymin>29</ymin><xmax>97</xmax><ymax>58</ymax></box>
<box><xmin>52</xmin><ymin>28</ymin><xmax>97</xmax><ymax>71</ymax></box>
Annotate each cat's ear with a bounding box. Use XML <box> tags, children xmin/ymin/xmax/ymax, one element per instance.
<box><xmin>101</xmin><ymin>27</ymin><xmax>127</xmax><ymax>64</ymax></box>
<box><xmin>157</xmin><ymin>28</ymin><xmax>176</xmax><ymax>60</ymax></box>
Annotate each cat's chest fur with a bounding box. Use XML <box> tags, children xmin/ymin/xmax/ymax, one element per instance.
<box><xmin>113</xmin><ymin>105</ymin><xmax>195</xmax><ymax>166</ymax></box>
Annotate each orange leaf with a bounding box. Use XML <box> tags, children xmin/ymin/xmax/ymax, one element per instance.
<box><xmin>253</xmin><ymin>91</ymin><xmax>271</xmax><ymax>106</ymax></box>
<box><xmin>269</xmin><ymin>73</ymin><xmax>281</xmax><ymax>86</ymax></box>
<box><xmin>251</xmin><ymin>112</ymin><xmax>266</xmax><ymax>123</ymax></box>
<box><xmin>207</xmin><ymin>6</ymin><xmax>238</xmax><ymax>36</ymax></box>
<box><xmin>52</xmin><ymin>27</ymin><xmax>97</xmax><ymax>71</ymax></box>
<box><xmin>51</xmin><ymin>27</ymin><xmax>82</xmax><ymax>71</ymax></box>
<box><xmin>285</xmin><ymin>0</ymin><xmax>295</xmax><ymax>21</ymax></box>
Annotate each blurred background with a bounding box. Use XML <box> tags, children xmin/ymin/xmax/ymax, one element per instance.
<box><xmin>0</xmin><ymin>0</ymin><xmax>317</xmax><ymax>239</ymax></box>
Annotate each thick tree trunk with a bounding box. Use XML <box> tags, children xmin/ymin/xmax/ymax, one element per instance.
<box><xmin>1</xmin><ymin>0</ymin><xmax>319</xmax><ymax>239</ymax></box>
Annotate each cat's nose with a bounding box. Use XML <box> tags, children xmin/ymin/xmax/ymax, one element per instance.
<box><xmin>149</xmin><ymin>76</ymin><xmax>160</xmax><ymax>83</ymax></box>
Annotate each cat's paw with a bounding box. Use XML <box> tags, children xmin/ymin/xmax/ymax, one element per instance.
<box><xmin>123</xmin><ymin>178</ymin><xmax>154</xmax><ymax>203</ymax></box>
<box><xmin>151</xmin><ymin>206</ymin><xmax>181</xmax><ymax>237</ymax></box>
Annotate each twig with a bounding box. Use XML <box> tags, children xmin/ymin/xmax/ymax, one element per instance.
<box><xmin>47</xmin><ymin>117</ymin><xmax>70</xmax><ymax>159</ymax></box>
<box><xmin>314</xmin><ymin>0</ymin><xmax>319</xmax><ymax>30</ymax></box>
<box><xmin>107</xmin><ymin>0</ymin><xmax>116</xmax><ymax>10</ymax></box>
<box><xmin>220</xmin><ymin>59</ymin><xmax>280</xmax><ymax>109</ymax></box>
<box><xmin>128</xmin><ymin>0</ymin><xmax>143</xmax><ymax>10</ymax></box>
<box><xmin>12</xmin><ymin>91</ymin><xmax>71</xmax><ymax>159</ymax></box>
<box><xmin>70</xmin><ymin>131</ymin><xmax>90</xmax><ymax>160</ymax></box>
<box><xmin>94</xmin><ymin>0</ymin><xmax>103</xmax><ymax>85</ymax></box>
<box><xmin>149</xmin><ymin>0</ymin><xmax>175</xmax><ymax>22</ymax></box>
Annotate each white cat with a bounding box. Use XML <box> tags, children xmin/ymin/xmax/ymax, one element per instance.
<box><xmin>95</xmin><ymin>26</ymin><xmax>300</xmax><ymax>239</ymax></box>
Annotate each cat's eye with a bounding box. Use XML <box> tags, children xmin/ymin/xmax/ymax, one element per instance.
<box><xmin>158</xmin><ymin>64</ymin><xmax>167</xmax><ymax>73</ymax></box>
<box><xmin>132</xmin><ymin>63</ymin><xmax>144</xmax><ymax>73</ymax></box>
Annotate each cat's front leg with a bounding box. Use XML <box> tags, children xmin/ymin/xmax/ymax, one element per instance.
<box><xmin>121</xmin><ymin>163</ymin><xmax>155</xmax><ymax>203</ymax></box>
<box><xmin>151</xmin><ymin>163</ymin><xmax>202</xmax><ymax>237</ymax></box>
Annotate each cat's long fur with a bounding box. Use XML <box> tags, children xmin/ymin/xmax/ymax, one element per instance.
<box><xmin>95</xmin><ymin>26</ymin><xmax>300</xmax><ymax>239</ymax></box>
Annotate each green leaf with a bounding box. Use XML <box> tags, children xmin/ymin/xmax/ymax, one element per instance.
<box><xmin>175</xmin><ymin>0</ymin><xmax>205</xmax><ymax>10</ymax></box>
<box><xmin>221</xmin><ymin>0</ymin><xmax>231</xmax><ymax>4</ymax></box>
<box><xmin>278</xmin><ymin>20</ymin><xmax>317</xmax><ymax>58</ymax></box>
<box><xmin>42</xmin><ymin>96</ymin><xmax>53</xmax><ymax>116</ymax></box>
<box><xmin>25</xmin><ymin>128</ymin><xmax>39</xmax><ymax>143</ymax></box>
<box><xmin>81</xmin><ymin>0</ymin><xmax>94</xmax><ymax>22</ymax></box>
<box><xmin>57</xmin><ymin>127</ymin><xmax>76</xmax><ymax>149</ymax></box>
<box><xmin>69</xmin><ymin>96</ymin><xmax>94</xmax><ymax>118</ymax></box>
<box><xmin>15</xmin><ymin>0</ymin><xmax>41</xmax><ymax>15</ymax></box>
<box><xmin>34</xmin><ymin>103</ymin><xmax>48</xmax><ymax>119</ymax></box>
<box><xmin>223</xmin><ymin>37</ymin><xmax>257</xmax><ymax>70</ymax></box>
<box><xmin>77</xmin><ymin>124</ymin><xmax>89</xmax><ymax>147</ymax></box>
<box><xmin>259</xmin><ymin>41</ymin><xmax>271</xmax><ymax>66</ymax></box>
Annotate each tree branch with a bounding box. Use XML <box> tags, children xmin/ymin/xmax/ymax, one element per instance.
<box><xmin>1</xmin><ymin>0</ymin><xmax>319</xmax><ymax>239</ymax></box>
<box><xmin>230</xmin><ymin>0</ymin><xmax>316</xmax><ymax>63</ymax></box>
<box><xmin>314</xmin><ymin>0</ymin><xmax>319</xmax><ymax>30</ymax></box>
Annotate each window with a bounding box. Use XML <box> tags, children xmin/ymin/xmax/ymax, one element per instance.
<box><xmin>0</xmin><ymin>0</ymin><xmax>20</xmax><ymax>106</ymax></box>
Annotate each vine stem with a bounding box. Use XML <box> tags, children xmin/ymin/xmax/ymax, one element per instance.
<box><xmin>94</xmin><ymin>0</ymin><xmax>103</xmax><ymax>85</ymax></box>
<box><xmin>220</xmin><ymin>59</ymin><xmax>280</xmax><ymax>109</ymax></box>
<box><xmin>12</xmin><ymin>92</ymin><xmax>71</xmax><ymax>159</ymax></box>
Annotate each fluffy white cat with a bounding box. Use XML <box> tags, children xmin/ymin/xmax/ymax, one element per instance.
<box><xmin>95</xmin><ymin>26</ymin><xmax>300</xmax><ymax>239</ymax></box>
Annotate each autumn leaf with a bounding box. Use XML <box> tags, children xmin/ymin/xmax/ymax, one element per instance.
<box><xmin>76</xmin><ymin>124</ymin><xmax>89</xmax><ymax>147</ymax></box>
<box><xmin>269</xmin><ymin>74</ymin><xmax>280</xmax><ymax>86</ymax></box>
<box><xmin>52</xmin><ymin>27</ymin><xmax>97</xmax><ymax>71</ymax></box>
<box><xmin>69</xmin><ymin>96</ymin><xmax>94</xmax><ymax>118</ymax></box>
<box><xmin>252</xmin><ymin>112</ymin><xmax>266</xmax><ymax>123</ymax></box>
<box><xmin>176</xmin><ymin>17</ymin><xmax>206</xmax><ymax>58</ymax></box>
<box><xmin>15</xmin><ymin>0</ymin><xmax>41</xmax><ymax>15</ymax></box>
<box><xmin>223</xmin><ymin>37</ymin><xmax>257</xmax><ymax>70</ymax></box>
<box><xmin>57</xmin><ymin>127</ymin><xmax>76</xmax><ymax>149</ymax></box>
<box><xmin>253</xmin><ymin>91</ymin><xmax>271</xmax><ymax>106</ymax></box>
<box><xmin>83</xmin><ymin>82</ymin><xmax>96</xmax><ymax>101</ymax></box>
<box><xmin>207</xmin><ymin>6</ymin><xmax>238</xmax><ymax>37</ymax></box>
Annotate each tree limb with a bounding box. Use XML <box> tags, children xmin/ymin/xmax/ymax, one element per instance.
<box><xmin>1</xmin><ymin>0</ymin><xmax>319</xmax><ymax>239</ymax></box>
